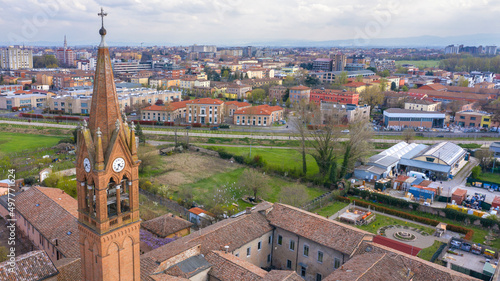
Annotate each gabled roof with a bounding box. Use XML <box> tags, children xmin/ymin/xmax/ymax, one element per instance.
<box><xmin>141</xmin><ymin>213</ymin><xmax>193</xmax><ymax>238</ymax></box>
<box><xmin>206</xmin><ymin>251</ymin><xmax>266</xmax><ymax>281</ymax></box>
<box><xmin>188</xmin><ymin>207</ymin><xmax>209</xmax><ymax>216</ymax></box>
<box><xmin>234</xmin><ymin>105</ymin><xmax>283</xmax><ymax>116</ymax></box>
<box><xmin>143</xmin><ymin>212</ymin><xmax>273</xmax><ymax>263</ymax></box>
<box><xmin>289</xmin><ymin>85</ymin><xmax>310</xmax><ymax>91</ymax></box>
<box><xmin>344</xmin><ymin>82</ymin><xmax>367</xmax><ymax>88</ymax></box>
<box><xmin>225</xmin><ymin>101</ymin><xmax>251</xmax><ymax>107</ymax></box>
<box><xmin>186</xmin><ymin>98</ymin><xmax>223</xmax><ymax>105</ymax></box>
<box><xmin>340</xmin><ymin>241</ymin><xmax>479</xmax><ymax>281</ymax></box>
<box><xmin>413</xmin><ymin>142</ymin><xmax>466</xmax><ymax>166</ymax></box>
<box><xmin>266</xmin><ymin>204</ymin><xmax>372</xmax><ymax>255</ymax></box>
<box><xmin>143</xmin><ymin>104</ymin><xmax>168</xmax><ymax>111</ymax></box>
<box><xmin>0</xmin><ymin>251</ymin><xmax>58</xmax><ymax>281</ymax></box>
<box><xmin>16</xmin><ymin>186</ymin><xmax>80</xmax><ymax>258</ymax></box>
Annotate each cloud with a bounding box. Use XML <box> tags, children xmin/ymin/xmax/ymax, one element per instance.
<box><xmin>0</xmin><ymin>0</ymin><xmax>499</xmax><ymax>46</ymax></box>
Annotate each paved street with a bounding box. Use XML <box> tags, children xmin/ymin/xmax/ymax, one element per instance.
<box><xmin>0</xmin><ymin>120</ymin><xmax>497</xmax><ymax>145</ymax></box>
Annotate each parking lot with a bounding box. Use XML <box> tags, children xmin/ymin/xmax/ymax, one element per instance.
<box><xmin>443</xmin><ymin>248</ymin><xmax>496</xmax><ymax>273</ymax></box>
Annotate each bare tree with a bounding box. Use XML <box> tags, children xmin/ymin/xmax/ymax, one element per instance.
<box><xmin>475</xmin><ymin>149</ymin><xmax>494</xmax><ymax>172</ymax></box>
<box><xmin>360</xmin><ymin>87</ymin><xmax>384</xmax><ymax>108</ymax></box>
<box><xmin>279</xmin><ymin>184</ymin><xmax>309</xmax><ymax>207</ymax></box>
<box><xmin>310</xmin><ymin>117</ymin><xmax>342</xmax><ymax>178</ymax></box>
<box><xmin>402</xmin><ymin>128</ymin><xmax>416</xmax><ymax>143</ymax></box>
<box><xmin>238</xmin><ymin>169</ymin><xmax>267</xmax><ymax>200</ymax></box>
<box><xmin>339</xmin><ymin>120</ymin><xmax>373</xmax><ymax>178</ymax></box>
<box><xmin>291</xmin><ymin>99</ymin><xmax>312</xmax><ymax>176</ymax></box>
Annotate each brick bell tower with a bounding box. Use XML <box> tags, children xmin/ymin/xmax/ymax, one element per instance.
<box><xmin>76</xmin><ymin>8</ymin><xmax>141</xmax><ymax>281</ymax></box>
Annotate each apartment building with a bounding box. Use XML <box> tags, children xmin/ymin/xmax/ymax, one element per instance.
<box><xmin>0</xmin><ymin>93</ymin><xmax>52</xmax><ymax>110</ymax></box>
<box><xmin>233</xmin><ymin>105</ymin><xmax>284</xmax><ymax>126</ymax></box>
<box><xmin>186</xmin><ymin>98</ymin><xmax>224</xmax><ymax>125</ymax></box>
<box><xmin>455</xmin><ymin>111</ymin><xmax>496</xmax><ymax>128</ymax></box>
<box><xmin>404</xmin><ymin>99</ymin><xmax>441</xmax><ymax>111</ymax></box>
<box><xmin>320</xmin><ymin>103</ymin><xmax>370</xmax><ymax>124</ymax></box>
<box><xmin>0</xmin><ymin>46</ymin><xmax>33</xmax><ymax>69</ymax></box>
<box><xmin>269</xmin><ymin>85</ymin><xmax>287</xmax><ymax>102</ymax></box>
<box><xmin>289</xmin><ymin>85</ymin><xmax>311</xmax><ymax>104</ymax></box>
<box><xmin>142</xmin><ymin>100</ymin><xmax>190</xmax><ymax>122</ymax></box>
<box><xmin>310</xmin><ymin>89</ymin><xmax>359</xmax><ymax>105</ymax></box>
<box><xmin>226</xmin><ymin>83</ymin><xmax>252</xmax><ymax>99</ymax></box>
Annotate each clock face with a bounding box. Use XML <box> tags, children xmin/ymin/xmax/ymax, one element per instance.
<box><xmin>112</xmin><ymin>158</ymin><xmax>125</xmax><ymax>172</ymax></box>
<box><xmin>83</xmin><ymin>158</ymin><xmax>91</xmax><ymax>173</ymax></box>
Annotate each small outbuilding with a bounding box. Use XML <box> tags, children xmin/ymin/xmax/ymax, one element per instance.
<box><xmin>492</xmin><ymin>196</ymin><xmax>500</xmax><ymax>209</ymax></box>
<box><xmin>452</xmin><ymin>188</ymin><xmax>468</xmax><ymax>205</ymax></box>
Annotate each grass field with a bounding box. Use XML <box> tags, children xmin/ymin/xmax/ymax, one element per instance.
<box><xmin>205</xmin><ymin>146</ymin><xmax>320</xmax><ymax>176</ymax></box>
<box><xmin>396</xmin><ymin>60</ymin><xmax>441</xmax><ymax>68</ymax></box>
<box><xmin>314</xmin><ymin>201</ymin><xmax>349</xmax><ymax>217</ymax></box>
<box><xmin>478</xmin><ymin>172</ymin><xmax>500</xmax><ymax>185</ymax></box>
<box><xmin>0</xmin><ymin>132</ymin><xmax>65</xmax><ymax>154</ymax></box>
<box><xmin>179</xmin><ymin>167</ymin><xmax>327</xmax><ymax>208</ymax></box>
<box><xmin>417</xmin><ymin>240</ymin><xmax>445</xmax><ymax>261</ymax></box>
<box><xmin>355</xmin><ymin>214</ymin><xmax>434</xmax><ymax>235</ymax></box>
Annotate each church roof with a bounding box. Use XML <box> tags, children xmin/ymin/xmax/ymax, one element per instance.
<box><xmin>88</xmin><ymin>37</ymin><xmax>123</xmax><ymax>152</ymax></box>
<box><xmin>0</xmin><ymin>251</ymin><xmax>58</xmax><ymax>281</ymax></box>
<box><xmin>16</xmin><ymin>186</ymin><xmax>80</xmax><ymax>258</ymax></box>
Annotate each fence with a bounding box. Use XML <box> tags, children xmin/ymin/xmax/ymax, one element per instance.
<box><xmin>139</xmin><ymin>188</ymin><xmax>189</xmax><ymax>217</ymax></box>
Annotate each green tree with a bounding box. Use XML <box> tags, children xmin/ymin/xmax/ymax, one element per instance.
<box><xmin>378</xmin><ymin>69</ymin><xmax>390</xmax><ymax>77</ymax></box>
<box><xmin>367</xmin><ymin>67</ymin><xmax>377</xmax><ymax>73</ymax></box>
<box><xmin>292</xmin><ymin>99</ymin><xmax>312</xmax><ymax>176</ymax></box>
<box><xmin>33</xmin><ymin>54</ymin><xmax>58</xmax><ymax>68</ymax></box>
<box><xmin>285</xmin><ymin>98</ymin><xmax>291</xmax><ymax>108</ymax></box>
<box><xmin>457</xmin><ymin>76</ymin><xmax>469</xmax><ymax>87</ymax></box>
<box><xmin>379</xmin><ymin>78</ymin><xmax>388</xmax><ymax>92</ymax></box>
<box><xmin>271</xmin><ymin>98</ymin><xmax>277</xmax><ymax>106</ymax></box>
<box><xmin>360</xmin><ymin>87</ymin><xmax>384</xmax><ymax>108</ymax></box>
<box><xmin>310</xmin><ymin>120</ymin><xmax>341</xmax><ymax>177</ymax></box>
<box><xmin>390</xmin><ymin>81</ymin><xmax>397</xmax><ymax>91</ymax></box>
<box><xmin>335</xmin><ymin>71</ymin><xmax>348</xmax><ymax>85</ymax></box>
<box><xmin>0</xmin><ymin>246</ymin><xmax>9</xmax><ymax>262</ymax></box>
<box><xmin>355</xmin><ymin>75</ymin><xmax>363</xmax><ymax>82</ymax></box>
<box><xmin>402</xmin><ymin>85</ymin><xmax>409</xmax><ymax>92</ymax></box>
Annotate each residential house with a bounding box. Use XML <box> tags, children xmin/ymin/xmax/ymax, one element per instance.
<box><xmin>186</xmin><ymin>98</ymin><xmax>224</xmax><ymax>125</ymax></box>
<box><xmin>404</xmin><ymin>99</ymin><xmax>441</xmax><ymax>111</ymax></box>
<box><xmin>234</xmin><ymin>105</ymin><xmax>284</xmax><ymax>126</ymax></box>
<box><xmin>289</xmin><ymin>85</ymin><xmax>311</xmax><ymax>104</ymax></box>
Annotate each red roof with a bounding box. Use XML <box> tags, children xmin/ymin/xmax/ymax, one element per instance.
<box><xmin>452</xmin><ymin>188</ymin><xmax>467</xmax><ymax>197</ymax></box>
<box><xmin>373</xmin><ymin>235</ymin><xmax>422</xmax><ymax>256</ymax></box>
<box><xmin>225</xmin><ymin>101</ymin><xmax>251</xmax><ymax>107</ymax></box>
<box><xmin>492</xmin><ymin>196</ymin><xmax>500</xmax><ymax>207</ymax></box>
<box><xmin>289</xmin><ymin>85</ymin><xmax>310</xmax><ymax>91</ymax></box>
<box><xmin>166</xmin><ymin>100</ymin><xmax>190</xmax><ymax>111</ymax></box>
<box><xmin>188</xmin><ymin>207</ymin><xmax>208</xmax><ymax>216</ymax></box>
<box><xmin>234</xmin><ymin>104</ymin><xmax>283</xmax><ymax>116</ymax></box>
<box><xmin>344</xmin><ymin>82</ymin><xmax>366</xmax><ymax>88</ymax></box>
<box><xmin>142</xmin><ymin>104</ymin><xmax>167</xmax><ymax>111</ymax></box>
<box><xmin>187</xmin><ymin>98</ymin><xmax>224</xmax><ymax>105</ymax></box>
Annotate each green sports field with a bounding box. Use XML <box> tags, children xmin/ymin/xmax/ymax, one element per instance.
<box><xmin>0</xmin><ymin>132</ymin><xmax>65</xmax><ymax>154</ymax></box>
<box><xmin>396</xmin><ymin>60</ymin><xmax>441</xmax><ymax>68</ymax></box>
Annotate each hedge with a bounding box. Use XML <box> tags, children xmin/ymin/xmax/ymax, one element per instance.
<box><xmin>336</xmin><ymin>196</ymin><xmax>474</xmax><ymax>240</ymax></box>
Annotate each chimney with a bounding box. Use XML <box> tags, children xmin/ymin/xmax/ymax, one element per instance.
<box><xmin>245</xmin><ymin>207</ymin><xmax>252</xmax><ymax>214</ymax></box>
<box><xmin>224</xmin><ymin>245</ymin><xmax>229</xmax><ymax>254</ymax></box>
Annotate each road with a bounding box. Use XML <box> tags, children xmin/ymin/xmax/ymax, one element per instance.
<box><xmin>1</xmin><ymin>120</ymin><xmax>496</xmax><ymax>146</ymax></box>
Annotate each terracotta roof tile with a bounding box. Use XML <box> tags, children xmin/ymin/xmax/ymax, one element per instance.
<box><xmin>143</xmin><ymin>104</ymin><xmax>168</xmax><ymax>111</ymax></box>
<box><xmin>289</xmin><ymin>85</ymin><xmax>311</xmax><ymax>91</ymax></box>
<box><xmin>266</xmin><ymin>204</ymin><xmax>372</xmax><ymax>255</ymax></box>
<box><xmin>206</xmin><ymin>251</ymin><xmax>266</xmax><ymax>281</ymax></box>
<box><xmin>16</xmin><ymin>186</ymin><xmax>80</xmax><ymax>258</ymax></box>
<box><xmin>143</xmin><ymin>212</ymin><xmax>273</xmax><ymax>263</ymax></box>
<box><xmin>234</xmin><ymin>105</ymin><xmax>283</xmax><ymax>116</ymax></box>
<box><xmin>37</xmin><ymin>186</ymin><xmax>79</xmax><ymax>217</ymax></box>
<box><xmin>186</xmin><ymin>98</ymin><xmax>224</xmax><ymax>105</ymax></box>
<box><xmin>225</xmin><ymin>101</ymin><xmax>251</xmax><ymax>107</ymax></box>
<box><xmin>344</xmin><ymin>82</ymin><xmax>367</xmax><ymax>88</ymax></box>
<box><xmin>0</xmin><ymin>251</ymin><xmax>58</xmax><ymax>281</ymax></box>
<box><xmin>141</xmin><ymin>213</ymin><xmax>193</xmax><ymax>238</ymax></box>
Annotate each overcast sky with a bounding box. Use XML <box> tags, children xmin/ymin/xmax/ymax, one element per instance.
<box><xmin>0</xmin><ymin>0</ymin><xmax>498</xmax><ymax>46</ymax></box>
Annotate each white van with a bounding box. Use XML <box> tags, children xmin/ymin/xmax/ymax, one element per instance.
<box><xmin>408</xmin><ymin>171</ymin><xmax>429</xmax><ymax>180</ymax></box>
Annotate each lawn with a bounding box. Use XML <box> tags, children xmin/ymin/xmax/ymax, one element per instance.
<box><xmin>0</xmin><ymin>132</ymin><xmax>65</xmax><ymax>154</ymax></box>
<box><xmin>206</xmin><ymin>146</ymin><xmax>320</xmax><ymax>176</ymax></box>
<box><xmin>139</xmin><ymin>194</ymin><xmax>174</xmax><ymax>220</ymax></box>
<box><xmin>314</xmin><ymin>201</ymin><xmax>349</xmax><ymax>217</ymax></box>
<box><xmin>354</xmin><ymin>214</ymin><xmax>435</xmax><ymax>235</ymax></box>
<box><xmin>417</xmin><ymin>240</ymin><xmax>445</xmax><ymax>261</ymax></box>
<box><xmin>396</xmin><ymin>60</ymin><xmax>441</xmax><ymax>68</ymax></box>
<box><xmin>478</xmin><ymin>172</ymin><xmax>500</xmax><ymax>185</ymax></box>
<box><xmin>178</xmin><ymin>167</ymin><xmax>327</xmax><ymax>210</ymax></box>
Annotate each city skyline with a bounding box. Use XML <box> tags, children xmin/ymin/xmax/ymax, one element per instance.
<box><xmin>1</xmin><ymin>0</ymin><xmax>499</xmax><ymax>47</ymax></box>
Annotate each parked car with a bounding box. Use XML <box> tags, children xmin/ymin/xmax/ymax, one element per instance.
<box><xmin>130</xmin><ymin>112</ymin><xmax>137</xmax><ymax>116</ymax></box>
<box><xmin>341</xmin><ymin>129</ymin><xmax>350</xmax><ymax>133</ymax></box>
<box><xmin>210</xmin><ymin>127</ymin><xmax>219</xmax><ymax>131</ymax></box>
<box><xmin>450</xmin><ymin>239</ymin><xmax>462</xmax><ymax>249</ymax></box>
<box><xmin>460</xmin><ymin>243</ymin><xmax>471</xmax><ymax>252</ymax></box>
<box><xmin>185</xmin><ymin>126</ymin><xmax>191</xmax><ymax>129</ymax></box>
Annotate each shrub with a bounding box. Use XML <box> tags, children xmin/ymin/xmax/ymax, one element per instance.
<box><xmin>218</xmin><ymin>149</ymin><xmax>233</xmax><ymax>160</ymax></box>
<box><xmin>24</xmin><ymin>176</ymin><xmax>36</xmax><ymax>186</ymax></box>
<box><xmin>471</xmin><ymin>166</ymin><xmax>481</xmax><ymax>179</ymax></box>
<box><xmin>219</xmin><ymin>124</ymin><xmax>230</xmax><ymax>129</ymax></box>
<box><xmin>54</xmin><ymin>116</ymin><xmax>81</xmax><ymax>121</ymax></box>
<box><xmin>192</xmin><ymin>123</ymin><xmax>202</xmax><ymax>127</ymax></box>
<box><xmin>58</xmin><ymin>138</ymin><xmax>74</xmax><ymax>144</ymax></box>
<box><xmin>137</xmin><ymin>120</ymin><xmax>156</xmax><ymax>125</ymax></box>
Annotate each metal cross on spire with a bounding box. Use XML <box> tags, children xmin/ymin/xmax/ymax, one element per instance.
<box><xmin>98</xmin><ymin>7</ymin><xmax>107</xmax><ymax>29</ymax></box>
